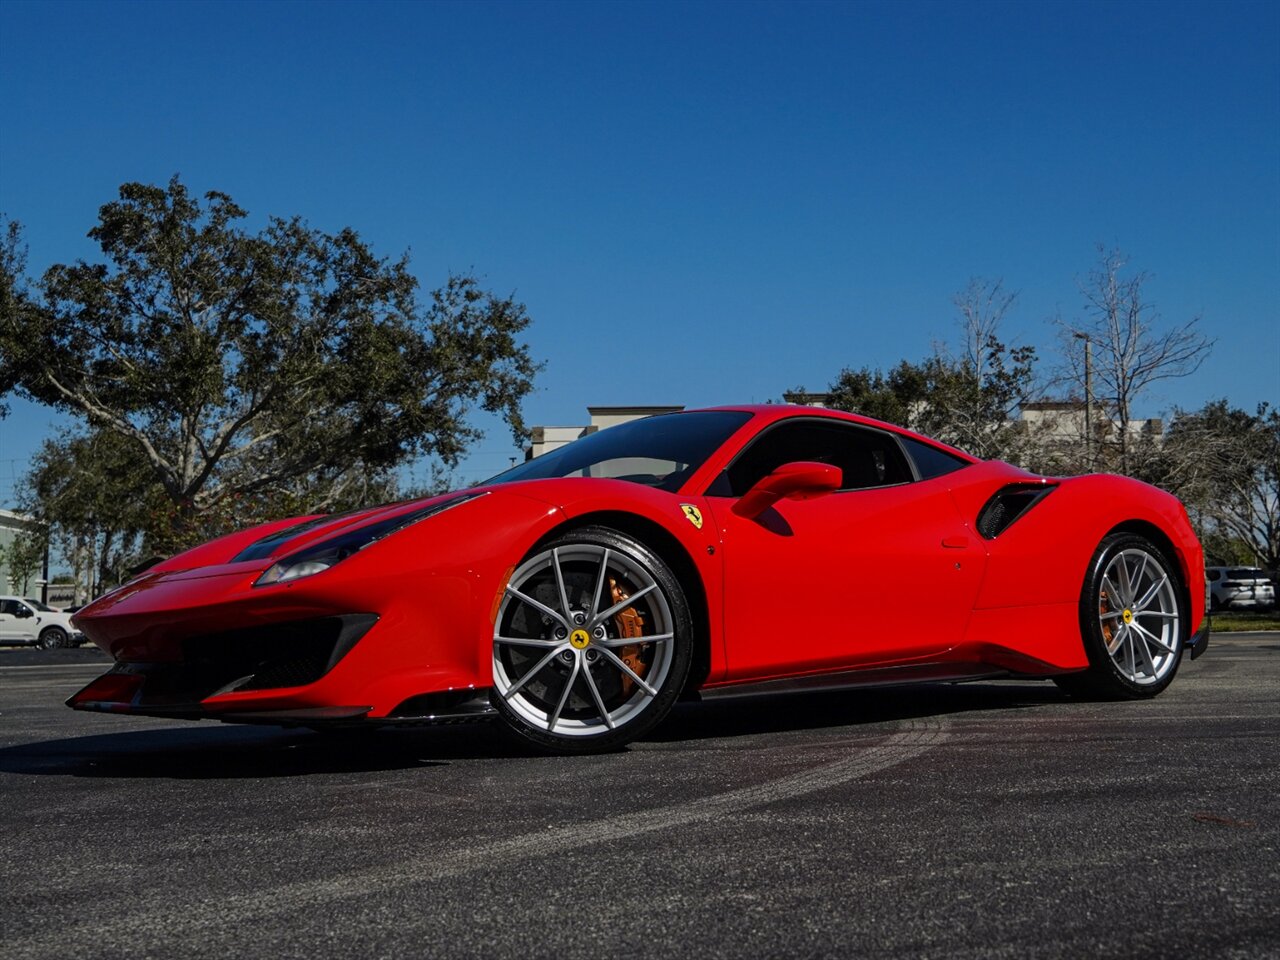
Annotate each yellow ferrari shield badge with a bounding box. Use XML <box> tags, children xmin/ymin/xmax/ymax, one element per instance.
<box><xmin>680</xmin><ymin>504</ymin><xmax>703</xmax><ymax>530</ymax></box>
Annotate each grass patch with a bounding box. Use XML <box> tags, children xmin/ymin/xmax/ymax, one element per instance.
<box><xmin>1210</xmin><ymin>610</ymin><xmax>1280</xmax><ymax>632</ymax></box>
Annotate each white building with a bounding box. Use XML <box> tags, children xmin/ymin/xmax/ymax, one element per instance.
<box><xmin>0</xmin><ymin>508</ymin><xmax>47</xmax><ymax>601</ymax></box>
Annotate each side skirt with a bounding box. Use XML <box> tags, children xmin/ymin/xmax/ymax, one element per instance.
<box><xmin>694</xmin><ymin>662</ymin><xmax>1011</xmax><ymax>702</ymax></box>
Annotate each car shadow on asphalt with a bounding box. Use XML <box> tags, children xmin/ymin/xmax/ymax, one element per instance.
<box><xmin>0</xmin><ymin>724</ymin><xmax>461</xmax><ymax>779</ymax></box>
<box><xmin>0</xmin><ymin>718</ymin><xmax>555</xmax><ymax>779</ymax></box>
<box><xmin>0</xmin><ymin>681</ymin><xmax>1066</xmax><ymax>780</ymax></box>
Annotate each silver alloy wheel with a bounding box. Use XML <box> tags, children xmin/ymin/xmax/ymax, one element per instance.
<box><xmin>1098</xmin><ymin>547</ymin><xmax>1181</xmax><ymax>685</ymax></box>
<box><xmin>492</xmin><ymin>543</ymin><xmax>676</xmax><ymax>738</ymax></box>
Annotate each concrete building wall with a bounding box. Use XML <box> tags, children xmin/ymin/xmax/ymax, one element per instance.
<box><xmin>585</xmin><ymin>405</ymin><xmax>684</xmax><ymax>431</ymax></box>
<box><xmin>526</xmin><ymin>425</ymin><xmax>593</xmax><ymax>460</ymax></box>
<box><xmin>1021</xmin><ymin>402</ymin><xmax>1163</xmax><ymax>447</ymax></box>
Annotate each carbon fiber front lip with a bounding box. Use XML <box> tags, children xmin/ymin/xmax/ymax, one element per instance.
<box><xmin>1188</xmin><ymin>619</ymin><xmax>1211</xmax><ymax>660</ymax></box>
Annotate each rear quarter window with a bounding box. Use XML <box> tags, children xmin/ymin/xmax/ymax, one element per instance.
<box><xmin>899</xmin><ymin>436</ymin><xmax>971</xmax><ymax>480</ymax></box>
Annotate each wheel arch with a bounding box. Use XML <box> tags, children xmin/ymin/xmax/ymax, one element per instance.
<box><xmin>530</xmin><ymin>509</ymin><xmax>713</xmax><ymax>695</ymax></box>
<box><xmin>1103</xmin><ymin>519</ymin><xmax>1192</xmax><ymax>629</ymax></box>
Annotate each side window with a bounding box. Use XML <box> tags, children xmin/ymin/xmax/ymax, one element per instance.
<box><xmin>0</xmin><ymin>599</ymin><xmax>19</xmax><ymax>616</ymax></box>
<box><xmin>899</xmin><ymin>436</ymin><xmax>971</xmax><ymax>480</ymax></box>
<box><xmin>1206</xmin><ymin>570</ymin><xmax>1220</xmax><ymax>582</ymax></box>
<box><xmin>720</xmin><ymin>419</ymin><xmax>913</xmax><ymax>496</ymax></box>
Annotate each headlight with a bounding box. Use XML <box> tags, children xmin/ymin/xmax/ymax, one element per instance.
<box><xmin>254</xmin><ymin>492</ymin><xmax>486</xmax><ymax>587</ymax></box>
<box><xmin>259</xmin><ymin>559</ymin><xmax>334</xmax><ymax>585</ymax></box>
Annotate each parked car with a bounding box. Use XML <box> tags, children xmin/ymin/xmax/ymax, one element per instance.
<box><xmin>0</xmin><ymin>596</ymin><xmax>85</xmax><ymax>648</ymax></box>
<box><xmin>1205</xmin><ymin>567</ymin><xmax>1276</xmax><ymax>610</ymax></box>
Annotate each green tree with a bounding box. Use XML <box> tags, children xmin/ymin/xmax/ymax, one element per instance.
<box><xmin>5</xmin><ymin>529</ymin><xmax>46</xmax><ymax>596</ymax></box>
<box><xmin>0</xmin><ymin>178</ymin><xmax>540</xmax><ymax>551</ymax></box>
<box><xmin>20</xmin><ymin>429</ymin><xmax>163</xmax><ymax>598</ymax></box>
<box><xmin>821</xmin><ymin>347</ymin><xmax>1036</xmax><ymax>462</ymax></box>
<box><xmin>822</xmin><ymin>360</ymin><xmax>926</xmax><ymax>430</ymax></box>
<box><xmin>0</xmin><ymin>217</ymin><xmax>31</xmax><ymax>420</ymax></box>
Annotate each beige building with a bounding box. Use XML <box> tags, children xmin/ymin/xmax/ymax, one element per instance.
<box><xmin>1019</xmin><ymin>401</ymin><xmax>1163</xmax><ymax>447</ymax></box>
<box><xmin>525</xmin><ymin>405</ymin><xmax>684</xmax><ymax>460</ymax></box>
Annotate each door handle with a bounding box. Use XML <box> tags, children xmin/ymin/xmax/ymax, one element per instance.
<box><xmin>941</xmin><ymin>536</ymin><xmax>969</xmax><ymax>549</ymax></box>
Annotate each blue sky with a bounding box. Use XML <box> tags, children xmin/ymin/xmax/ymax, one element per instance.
<box><xmin>1</xmin><ymin>0</ymin><xmax>1277</xmax><ymax>501</ymax></box>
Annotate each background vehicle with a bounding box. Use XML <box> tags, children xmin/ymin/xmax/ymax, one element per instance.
<box><xmin>1205</xmin><ymin>567</ymin><xmax>1276</xmax><ymax>610</ymax></box>
<box><xmin>0</xmin><ymin>596</ymin><xmax>85</xmax><ymax>648</ymax></box>
<box><xmin>68</xmin><ymin>406</ymin><xmax>1208</xmax><ymax>753</ymax></box>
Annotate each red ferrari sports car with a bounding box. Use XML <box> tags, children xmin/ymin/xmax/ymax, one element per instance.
<box><xmin>69</xmin><ymin>405</ymin><xmax>1208</xmax><ymax>753</ymax></box>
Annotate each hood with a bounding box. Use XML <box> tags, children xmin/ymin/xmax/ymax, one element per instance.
<box><xmin>142</xmin><ymin>491</ymin><xmax>480</xmax><ymax>578</ymax></box>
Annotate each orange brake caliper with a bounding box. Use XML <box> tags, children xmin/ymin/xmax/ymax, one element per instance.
<box><xmin>608</xmin><ymin>577</ymin><xmax>647</xmax><ymax>696</ymax></box>
<box><xmin>1100</xmin><ymin>588</ymin><xmax>1115</xmax><ymax>646</ymax></box>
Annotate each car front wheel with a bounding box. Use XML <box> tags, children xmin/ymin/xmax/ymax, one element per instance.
<box><xmin>491</xmin><ymin>526</ymin><xmax>693</xmax><ymax>754</ymax></box>
<box><xmin>1055</xmin><ymin>533</ymin><xmax>1186</xmax><ymax>699</ymax></box>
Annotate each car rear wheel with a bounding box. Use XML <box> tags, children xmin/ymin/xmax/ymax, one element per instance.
<box><xmin>38</xmin><ymin>627</ymin><xmax>69</xmax><ymax>650</ymax></box>
<box><xmin>1055</xmin><ymin>533</ymin><xmax>1186</xmax><ymax>700</ymax></box>
<box><xmin>491</xmin><ymin>526</ymin><xmax>693</xmax><ymax>754</ymax></box>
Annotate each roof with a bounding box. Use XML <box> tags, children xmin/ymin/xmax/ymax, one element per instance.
<box><xmin>586</xmin><ymin>405</ymin><xmax>685</xmax><ymax>416</ymax></box>
<box><xmin>690</xmin><ymin>404</ymin><xmax>980</xmax><ymax>462</ymax></box>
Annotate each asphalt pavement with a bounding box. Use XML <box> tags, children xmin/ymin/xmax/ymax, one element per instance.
<box><xmin>1</xmin><ymin>635</ymin><xmax>1277</xmax><ymax>959</ymax></box>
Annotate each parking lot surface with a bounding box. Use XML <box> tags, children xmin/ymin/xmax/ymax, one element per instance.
<box><xmin>2</xmin><ymin>634</ymin><xmax>1277</xmax><ymax>959</ymax></box>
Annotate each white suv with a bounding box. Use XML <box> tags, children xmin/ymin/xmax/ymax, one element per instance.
<box><xmin>1205</xmin><ymin>567</ymin><xmax>1276</xmax><ymax>611</ymax></box>
<box><xmin>0</xmin><ymin>596</ymin><xmax>85</xmax><ymax>648</ymax></box>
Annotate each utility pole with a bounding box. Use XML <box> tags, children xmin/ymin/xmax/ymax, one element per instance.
<box><xmin>1073</xmin><ymin>331</ymin><xmax>1093</xmax><ymax>469</ymax></box>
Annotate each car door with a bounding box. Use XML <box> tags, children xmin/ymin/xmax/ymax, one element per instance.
<box><xmin>0</xmin><ymin>599</ymin><xmax>35</xmax><ymax>643</ymax></box>
<box><xmin>704</xmin><ymin>418</ymin><xmax>987</xmax><ymax>682</ymax></box>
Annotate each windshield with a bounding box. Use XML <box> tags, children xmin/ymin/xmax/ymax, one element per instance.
<box><xmin>486</xmin><ymin>411</ymin><xmax>753</xmax><ymax>492</ymax></box>
<box><xmin>27</xmin><ymin>600</ymin><xmax>55</xmax><ymax>612</ymax></box>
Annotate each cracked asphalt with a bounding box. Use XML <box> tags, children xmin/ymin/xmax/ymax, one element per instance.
<box><xmin>1</xmin><ymin>634</ymin><xmax>1277</xmax><ymax>959</ymax></box>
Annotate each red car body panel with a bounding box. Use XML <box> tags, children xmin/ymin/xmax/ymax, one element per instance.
<box><xmin>707</xmin><ymin>476</ymin><xmax>985</xmax><ymax>679</ymax></box>
<box><xmin>69</xmin><ymin>405</ymin><xmax>1207</xmax><ymax>724</ymax></box>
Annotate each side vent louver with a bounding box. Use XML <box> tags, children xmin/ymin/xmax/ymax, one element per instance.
<box><xmin>976</xmin><ymin>483</ymin><xmax>1055</xmax><ymax>539</ymax></box>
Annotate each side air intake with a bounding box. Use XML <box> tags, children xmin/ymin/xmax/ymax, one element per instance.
<box><xmin>976</xmin><ymin>483</ymin><xmax>1056</xmax><ymax>539</ymax></box>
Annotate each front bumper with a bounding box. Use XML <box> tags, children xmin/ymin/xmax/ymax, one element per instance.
<box><xmin>66</xmin><ymin>608</ymin><xmax>501</xmax><ymax>726</ymax></box>
<box><xmin>67</xmin><ymin>614</ymin><xmax>379</xmax><ymax>716</ymax></box>
<box><xmin>68</xmin><ymin>665</ymin><xmax>495</xmax><ymax>727</ymax></box>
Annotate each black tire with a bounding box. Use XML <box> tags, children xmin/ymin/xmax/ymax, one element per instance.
<box><xmin>38</xmin><ymin>627</ymin><xmax>69</xmax><ymax>650</ymax></box>
<box><xmin>1054</xmin><ymin>532</ymin><xmax>1187</xmax><ymax>700</ymax></box>
<box><xmin>490</xmin><ymin>526</ymin><xmax>694</xmax><ymax>754</ymax></box>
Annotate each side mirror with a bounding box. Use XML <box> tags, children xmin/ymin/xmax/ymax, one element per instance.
<box><xmin>732</xmin><ymin>461</ymin><xmax>841</xmax><ymax>520</ymax></box>
<box><xmin>15</xmin><ymin>606</ymin><xmax>33</xmax><ymax>619</ymax></box>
